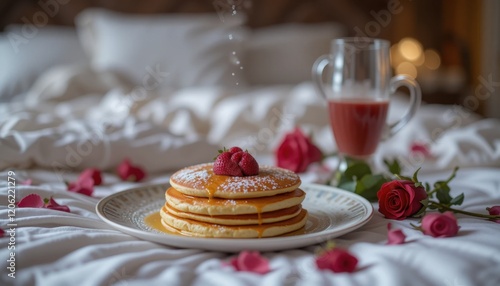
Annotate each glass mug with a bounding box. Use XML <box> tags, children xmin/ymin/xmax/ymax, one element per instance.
<box><xmin>312</xmin><ymin>38</ymin><xmax>421</xmax><ymax>170</ymax></box>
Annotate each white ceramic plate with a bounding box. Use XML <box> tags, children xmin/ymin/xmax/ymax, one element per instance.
<box><xmin>96</xmin><ymin>183</ymin><xmax>373</xmax><ymax>252</ymax></box>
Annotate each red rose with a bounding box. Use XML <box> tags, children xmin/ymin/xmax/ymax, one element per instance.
<box><xmin>377</xmin><ymin>180</ymin><xmax>428</xmax><ymax>220</ymax></box>
<box><xmin>276</xmin><ymin>127</ymin><xmax>322</xmax><ymax>173</ymax></box>
<box><xmin>421</xmin><ymin>211</ymin><xmax>459</xmax><ymax>237</ymax></box>
<box><xmin>316</xmin><ymin>248</ymin><xmax>358</xmax><ymax>273</ymax></box>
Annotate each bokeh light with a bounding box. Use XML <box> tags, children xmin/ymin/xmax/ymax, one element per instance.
<box><xmin>399</xmin><ymin>38</ymin><xmax>423</xmax><ymax>61</ymax></box>
<box><xmin>396</xmin><ymin>62</ymin><xmax>417</xmax><ymax>78</ymax></box>
<box><xmin>424</xmin><ymin>49</ymin><xmax>441</xmax><ymax>70</ymax></box>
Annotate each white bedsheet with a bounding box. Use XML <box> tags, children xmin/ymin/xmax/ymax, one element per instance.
<box><xmin>1</xmin><ymin>65</ymin><xmax>500</xmax><ymax>286</ymax></box>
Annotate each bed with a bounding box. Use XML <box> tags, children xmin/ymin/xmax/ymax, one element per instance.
<box><xmin>1</xmin><ymin>7</ymin><xmax>500</xmax><ymax>286</ymax></box>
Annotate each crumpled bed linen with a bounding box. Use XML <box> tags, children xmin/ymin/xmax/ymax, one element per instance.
<box><xmin>1</xmin><ymin>64</ymin><xmax>500</xmax><ymax>286</ymax></box>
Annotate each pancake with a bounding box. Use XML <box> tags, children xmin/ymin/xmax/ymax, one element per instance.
<box><xmin>164</xmin><ymin>204</ymin><xmax>303</xmax><ymax>225</ymax></box>
<box><xmin>160</xmin><ymin>207</ymin><xmax>308</xmax><ymax>238</ymax></box>
<box><xmin>169</xmin><ymin>163</ymin><xmax>301</xmax><ymax>199</ymax></box>
<box><xmin>165</xmin><ymin>187</ymin><xmax>306</xmax><ymax>215</ymax></box>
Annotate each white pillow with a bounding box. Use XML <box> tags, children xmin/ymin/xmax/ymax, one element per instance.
<box><xmin>243</xmin><ymin>23</ymin><xmax>345</xmax><ymax>85</ymax></box>
<box><xmin>0</xmin><ymin>25</ymin><xmax>87</xmax><ymax>102</ymax></box>
<box><xmin>76</xmin><ymin>9</ymin><xmax>247</xmax><ymax>89</ymax></box>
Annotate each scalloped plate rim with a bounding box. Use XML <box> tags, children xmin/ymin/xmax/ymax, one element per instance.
<box><xmin>96</xmin><ymin>183</ymin><xmax>374</xmax><ymax>252</ymax></box>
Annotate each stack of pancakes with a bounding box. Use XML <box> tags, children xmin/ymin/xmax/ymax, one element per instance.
<box><xmin>160</xmin><ymin>163</ymin><xmax>307</xmax><ymax>238</ymax></box>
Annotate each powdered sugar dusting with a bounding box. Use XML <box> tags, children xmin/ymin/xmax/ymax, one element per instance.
<box><xmin>170</xmin><ymin>163</ymin><xmax>300</xmax><ymax>194</ymax></box>
<box><xmin>171</xmin><ymin>163</ymin><xmax>212</xmax><ymax>190</ymax></box>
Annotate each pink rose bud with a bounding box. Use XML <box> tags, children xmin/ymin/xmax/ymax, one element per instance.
<box><xmin>387</xmin><ymin>223</ymin><xmax>406</xmax><ymax>245</ymax></box>
<box><xmin>486</xmin><ymin>206</ymin><xmax>500</xmax><ymax>223</ymax></box>
<box><xmin>229</xmin><ymin>251</ymin><xmax>270</xmax><ymax>274</ymax></box>
<box><xmin>421</xmin><ymin>211</ymin><xmax>460</xmax><ymax>238</ymax></box>
<box><xmin>316</xmin><ymin>248</ymin><xmax>358</xmax><ymax>273</ymax></box>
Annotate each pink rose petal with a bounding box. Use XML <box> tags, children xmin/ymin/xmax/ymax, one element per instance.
<box><xmin>79</xmin><ymin>168</ymin><xmax>103</xmax><ymax>185</ymax></box>
<box><xmin>21</xmin><ymin>179</ymin><xmax>32</xmax><ymax>186</ymax></box>
<box><xmin>387</xmin><ymin>223</ymin><xmax>406</xmax><ymax>245</ymax></box>
<box><xmin>18</xmin><ymin>193</ymin><xmax>44</xmax><ymax>208</ymax></box>
<box><xmin>117</xmin><ymin>159</ymin><xmax>146</xmax><ymax>182</ymax></box>
<box><xmin>0</xmin><ymin>228</ymin><xmax>5</xmax><ymax>238</ymax></box>
<box><xmin>45</xmin><ymin>197</ymin><xmax>70</xmax><ymax>213</ymax></box>
<box><xmin>316</xmin><ymin>248</ymin><xmax>358</xmax><ymax>273</ymax></box>
<box><xmin>17</xmin><ymin>194</ymin><xmax>70</xmax><ymax>213</ymax></box>
<box><xmin>67</xmin><ymin>177</ymin><xmax>94</xmax><ymax>196</ymax></box>
<box><xmin>410</xmin><ymin>142</ymin><xmax>433</xmax><ymax>158</ymax></box>
<box><xmin>230</xmin><ymin>251</ymin><xmax>270</xmax><ymax>274</ymax></box>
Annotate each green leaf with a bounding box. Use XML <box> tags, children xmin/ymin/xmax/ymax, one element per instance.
<box><xmin>354</xmin><ymin>174</ymin><xmax>387</xmax><ymax>202</ymax></box>
<box><xmin>411</xmin><ymin>197</ymin><xmax>428</xmax><ymax>218</ymax></box>
<box><xmin>450</xmin><ymin>193</ymin><xmax>465</xmax><ymax>206</ymax></box>
<box><xmin>395</xmin><ymin>174</ymin><xmax>412</xmax><ymax>181</ymax></box>
<box><xmin>412</xmin><ymin>167</ymin><xmax>421</xmax><ymax>184</ymax></box>
<box><xmin>336</xmin><ymin>161</ymin><xmax>372</xmax><ymax>190</ymax></box>
<box><xmin>425</xmin><ymin>182</ymin><xmax>431</xmax><ymax>193</ymax></box>
<box><xmin>338</xmin><ymin>181</ymin><xmax>356</xmax><ymax>193</ymax></box>
<box><xmin>436</xmin><ymin>187</ymin><xmax>452</xmax><ymax>205</ymax></box>
<box><xmin>410</xmin><ymin>222</ymin><xmax>422</xmax><ymax>231</ymax></box>
<box><xmin>344</xmin><ymin>162</ymin><xmax>372</xmax><ymax>179</ymax></box>
<box><xmin>445</xmin><ymin>166</ymin><xmax>459</xmax><ymax>183</ymax></box>
<box><xmin>383</xmin><ymin>158</ymin><xmax>402</xmax><ymax>176</ymax></box>
<box><xmin>428</xmin><ymin>204</ymin><xmax>438</xmax><ymax>210</ymax></box>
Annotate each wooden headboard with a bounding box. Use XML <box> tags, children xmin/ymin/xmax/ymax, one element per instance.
<box><xmin>0</xmin><ymin>0</ymin><xmax>388</xmax><ymax>32</ymax></box>
<box><xmin>0</xmin><ymin>1</ymin><xmax>489</xmax><ymax>111</ymax></box>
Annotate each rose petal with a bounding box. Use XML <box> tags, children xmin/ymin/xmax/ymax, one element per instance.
<box><xmin>67</xmin><ymin>177</ymin><xmax>94</xmax><ymax>196</ymax></box>
<box><xmin>18</xmin><ymin>193</ymin><xmax>45</xmax><ymax>208</ymax></box>
<box><xmin>117</xmin><ymin>159</ymin><xmax>146</xmax><ymax>182</ymax></box>
<box><xmin>79</xmin><ymin>168</ymin><xmax>103</xmax><ymax>185</ymax></box>
<box><xmin>410</xmin><ymin>142</ymin><xmax>433</xmax><ymax>158</ymax></box>
<box><xmin>21</xmin><ymin>179</ymin><xmax>32</xmax><ymax>186</ymax></box>
<box><xmin>45</xmin><ymin>197</ymin><xmax>71</xmax><ymax>213</ymax></box>
<box><xmin>232</xmin><ymin>251</ymin><xmax>270</xmax><ymax>274</ymax></box>
<box><xmin>0</xmin><ymin>228</ymin><xmax>4</xmax><ymax>238</ymax></box>
<box><xmin>316</xmin><ymin>248</ymin><xmax>358</xmax><ymax>273</ymax></box>
<box><xmin>387</xmin><ymin>223</ymin><xmax>406</xmax><ymax>245</ymax></box>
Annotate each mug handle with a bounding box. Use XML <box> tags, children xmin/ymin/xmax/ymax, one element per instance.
<box><xmin>312</xmin><ymin>54</ymin><xmax>331</xmax><ymax>100</ymax></box>
<box><xmin>385</xmin><ymin>75</ymin><xmax>422</xmax><ymax>138</ymax></box>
